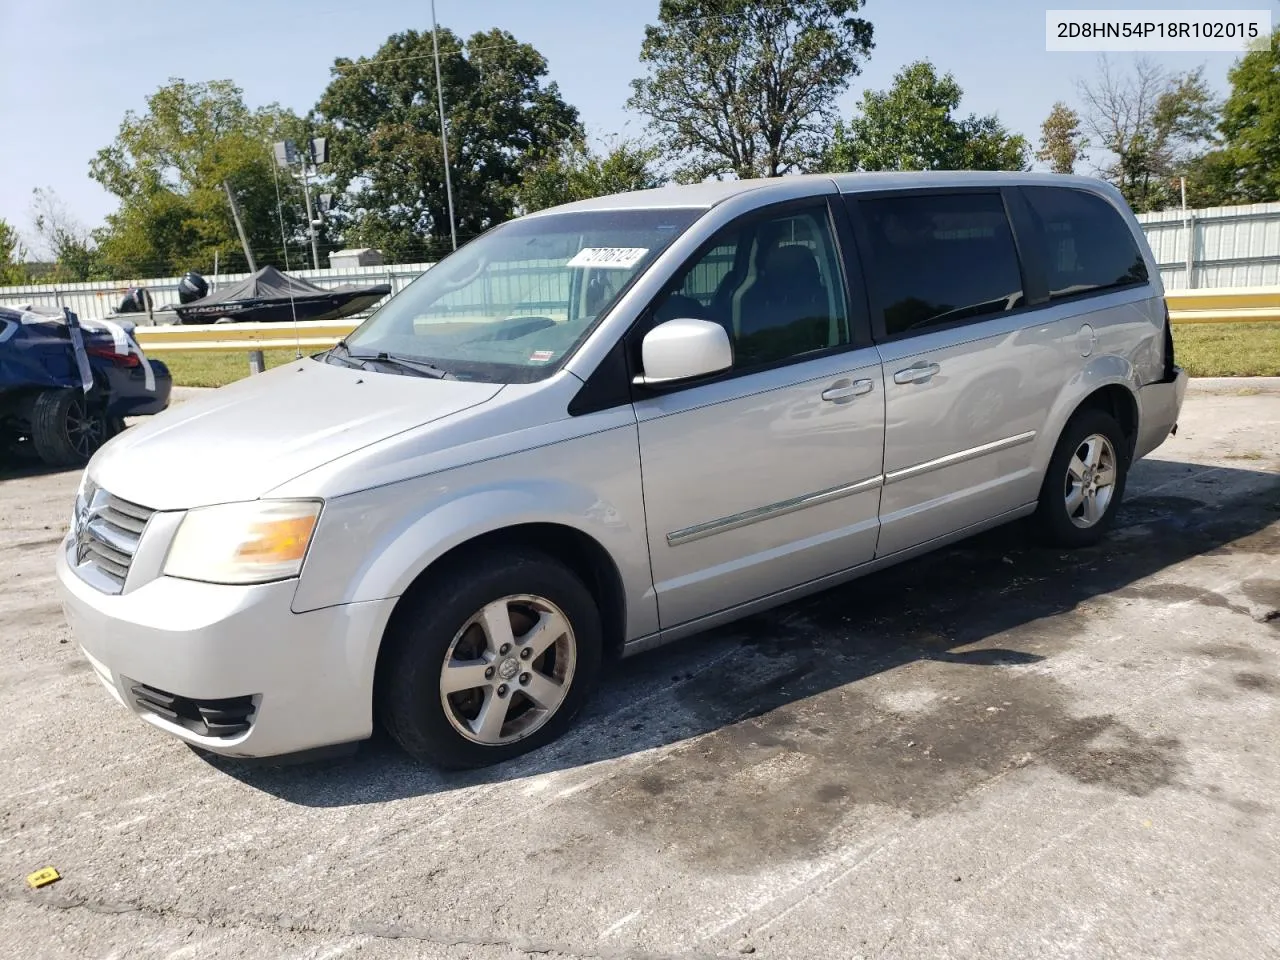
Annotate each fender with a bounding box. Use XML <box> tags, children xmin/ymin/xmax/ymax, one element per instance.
<box><xmin>1032</xmin><ymin>353</ymin><xmax>1139</xmax><ymax>476</ymax></box>
<box><xmin>290</xmin><ymin>453</ymin><xmax>658</xmax><ymax>638</ymax></box>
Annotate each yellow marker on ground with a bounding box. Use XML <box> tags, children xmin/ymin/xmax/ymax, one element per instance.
<box><xmin>25</xmin><ymin>867</ymin><xmax>60</xmax><ymax>889</ymax></box>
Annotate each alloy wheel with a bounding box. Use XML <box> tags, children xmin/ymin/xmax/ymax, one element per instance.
<box><xmin>1064</xmin><ymin>432</ymin><xmax>1118</xmax><ymax>529</ymax></box>
<box><xmin>438</xmin><ymin>594</ymin><xmax>577</xmax><ymax>745</ymax></box>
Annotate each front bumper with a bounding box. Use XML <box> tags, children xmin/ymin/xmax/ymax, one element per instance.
<box><xmin>1134</xmin><ymin>366</ymin><xmax>1188</xmax><ymax>461</ymax></box>
<box><xmin>55</xmin><ymin>541</ymin><xmax>396</xmax><ymax>758</ymax></box>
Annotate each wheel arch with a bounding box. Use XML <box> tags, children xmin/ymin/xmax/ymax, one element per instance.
<box><xmin>1035</xmin><ymin>356</ymin><xmax>1141</xmax><ymax>476</ymax></box>
<box><xmin>377</xmin><ymin>520</ymin><xmax>630</xmax><ymax>676</ymax></box>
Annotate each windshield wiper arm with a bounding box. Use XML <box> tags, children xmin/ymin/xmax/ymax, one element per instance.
<box><xmin>323</xmin><ymin>339</ymin><xmax>364</xmax><ymax>368</ymax></box>
<box><xmin>350</xmin><ymin>351</ymin><xmax>453</xmax><ymax>379</ymax></box>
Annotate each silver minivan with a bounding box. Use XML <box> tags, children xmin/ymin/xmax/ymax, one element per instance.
<box><xmin>56</xmin><ymin>172</ymin><xmax>1187</xmax><ymax>768</ymax></box>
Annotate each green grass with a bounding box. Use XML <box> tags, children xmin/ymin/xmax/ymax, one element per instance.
<box><xmin>1172</xmin><ymin>322</ymin><xmax>1280</xmax><ymax>378</ymax></box>
<box><xmin>159</xmin><ymin>322</ymin><xmax>1280</xmax><ymax>388</ymax></box>
<box><xmin>160</xmin><ymin>349</ymin><xmax>305</xmax><ymax>387</ymax></box>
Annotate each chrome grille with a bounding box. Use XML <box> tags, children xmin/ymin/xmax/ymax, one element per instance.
<box><xmin>72</xmin><ymin>483</ymin><xmax>154</xmax><ymax>593</ymax></box>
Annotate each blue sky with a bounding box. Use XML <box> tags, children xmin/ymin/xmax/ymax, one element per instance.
<box><xmin>0</xmin><ymin>0</ymin><xmax>1248</xmax><ymax>250</ymax></box>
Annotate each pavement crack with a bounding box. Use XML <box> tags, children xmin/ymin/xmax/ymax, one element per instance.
<box><xmin>12</xmin><ymin>889</ymin><xmax>725</xmax><ymax>960</ymax></box>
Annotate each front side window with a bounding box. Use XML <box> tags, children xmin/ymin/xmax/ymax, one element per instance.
<box><xmin>1022</xmin><ymin>186</ymin><xmax>1149</xmax><ymax>299</ymax></box>
<box><xmin>859</xmin><ymin>193</ymin><xmax>1024</xmax><ymax>337</ymax></box>
<box><xmin>342</xmin><ymin>208</ymin><xmax>702</xmax><ymax>382</ymax></box>
<box><xmin>649</xmin><ymin>203</ymin><xmax>850</xmax><ymax>369</ymax></box>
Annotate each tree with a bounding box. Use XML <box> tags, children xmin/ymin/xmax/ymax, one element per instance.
<box><xmin>0</xmin><ymin>218</ymin><xmax>29</xmax><ymax>285</ymax></box>
<box><xmin>30</xmin><ymin>188</ymin><xmax>105</xmax><ymax>282</ymax></box>
<box><xmin>825</xmin><ymin>60</ymin><xmax>1028</xmax><ymax>172</ymax></box>
<box><xmin>315</xmin><ymin>28</ymin><xmax>580</xmax><ymax>262</ymax></box>
<box><xmin>1187</xmin><ymin>29</ymin><xmax>1280</xmax><ymax>205</ymax></box>
<box><xmin>515</xmin><ymin>137</ymin><xmax>664</xmax><ymax>213</ymax></box>
<box><xmin>1077</xmin><ymin>58</ymin><xmax>1218</xmax><ymax>212</ymax></box>
<box><xmin>1036</xmin><ymin>102</ymin><xmax>1087</xmax><ymax>174</ymax></box>
<box><xmin>90</xmin><ymin>79</ymin><xmax>307</xmax><ymax>277</ymax></box>
<box><xmin>629</xmin><ymin>0</ymin><xmax>874</xmax><ymax>181</ymax></box>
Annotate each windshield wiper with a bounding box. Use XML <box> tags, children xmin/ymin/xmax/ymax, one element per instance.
<box><xmin>323</xmin><ymin>339</ymin><xmax>364</xmax><ymax>368</ymax></box>
<box><xmin>349</xmin><ymin>351</ymin><xmax>453</xmax><ymax>379</ymax></box>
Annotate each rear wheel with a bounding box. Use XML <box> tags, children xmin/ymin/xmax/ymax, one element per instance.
<box><xmin>29</xmin><ymin>389</ymin><xmax>117</xmax><ymax>467</ymax></box>
<box><xmin>377</xmin><ymin>548</ymin><xmax>603</xmax><ymax>768</ymax></box>
<box><xmin>1035</xmin><ymin>409</ymin><xmax>1129</xmax><ymax>547</ymax></box>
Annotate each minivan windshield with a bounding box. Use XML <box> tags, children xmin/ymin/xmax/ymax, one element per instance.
<box><xmin>340</xmin><ymin>208</ymin><xmax>703</xmax><ymax>382</ymax></box>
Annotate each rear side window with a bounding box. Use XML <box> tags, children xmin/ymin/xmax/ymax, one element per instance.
<box><xmin>858</xmin><ymin>193</ymin><xmax>1024</xmax><ymax>337</ymax></box>
<box><xmin>1022</xmin><ymin>187</ymin><xmax>1149</xmax><ymax>299</ymax></box>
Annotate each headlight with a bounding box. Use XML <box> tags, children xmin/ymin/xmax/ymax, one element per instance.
<box><xmin>163</xmin><ymin>500</ymin><xmax>322</xmax><ymax>585</ymax></box>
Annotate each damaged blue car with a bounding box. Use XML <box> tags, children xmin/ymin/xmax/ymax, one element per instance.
<box><xmin>0</xmin><ymin>304</ymin><xmax>171</xmax><ymax>467</ymax></box>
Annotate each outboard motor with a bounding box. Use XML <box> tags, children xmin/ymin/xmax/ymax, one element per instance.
<box><xmin>177</xmin><ymin>271</ymin><xmax>209</xmax><ymax>304</ymax></box>
<box><xmin>116</xmin><ymin>286</ymin><xmax>153</xmax><ymax>314</ymax></box>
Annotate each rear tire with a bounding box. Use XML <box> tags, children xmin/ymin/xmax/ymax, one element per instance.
<box><xmin>1035</xmin><ymin>409</ymin><xmax>1129</xmax><ymax>548</ymax></box>
<box><xmin>377</xmin><ymin>548</ymin><xmax>603</xmax><ymax>769</ymax></box>
<box><xmin>29</xmin><ymin>389</ymin><xmax>115</xmax><ymax>467</ymax></box>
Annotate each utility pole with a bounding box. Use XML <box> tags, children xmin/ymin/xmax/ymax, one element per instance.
<box><xmin>223</xmin><ymin>180</ymin><xmax>257</xmax><ymax>272</ymax></box>
<box><xmin>431</xmin><ymin>0</ymin><xmax>458</xmax><ymax>251</ymax></box>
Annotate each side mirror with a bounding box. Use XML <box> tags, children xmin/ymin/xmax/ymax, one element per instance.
<box><xmin>634</xmin><ymin>318</ymin><xmax>733</xmax><ymax>386</ymax></box>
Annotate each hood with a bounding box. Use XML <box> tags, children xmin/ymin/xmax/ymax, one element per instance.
<box><xmin>90</xmin><ymin>358</ymin><xmax>503</xmax><ymax>510</ymax></box>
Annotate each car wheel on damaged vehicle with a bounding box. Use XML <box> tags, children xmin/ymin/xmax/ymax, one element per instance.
<box><xmin>377</xmin><ymin>548</ymin><xmax>603</xmax><ymax>769</ymax></box>
<box><xmin>1036</xmin><ymin>409</ymin><xmax>1129</xmax><ymax>548</ymax></box>
<box><xmin>29</xmin><ymin>388</ymin><xmax>121</xmax><ymax>467</ymax></box>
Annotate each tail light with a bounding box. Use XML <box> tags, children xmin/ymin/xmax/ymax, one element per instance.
<box><xmin>86</xmin><ymin>343</ymin><xmax>141</xmax><ymax>368</ymax></box>
<box><xmin>1161</xmin><ymin>300</ymin><xmax>1176</xmax><ymax>381</ymax></box>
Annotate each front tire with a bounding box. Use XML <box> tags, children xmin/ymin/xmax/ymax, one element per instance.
<box><xmin>377</xmin><ymin>548</ymin><xmax>603</xmax><ymax>769</ymax></box>
<box><xmin>1035</xmin><ymin>409</ymin><xmax>1129</xmax><ymax>548</ymax></box>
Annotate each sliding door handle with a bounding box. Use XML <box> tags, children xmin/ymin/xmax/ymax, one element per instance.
<box><xmin>821</xmin><ymin>378</ymin><xmax>874</xmax><ymax>402</ymax></box>
<box><xmin>893</xmin><ymin>362</ymin><xmax>940</xmax><ymax>385</ymax></box>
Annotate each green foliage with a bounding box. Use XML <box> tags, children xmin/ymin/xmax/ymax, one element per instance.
<box><xmin>315</xmin><ymin>28</ymin><xmax>580</xmax><ymax>262</ymax></box>
<box><xmin>0</xmin><ymin>218</ymin><xmax>30</xmax><ymax>285</ymax></box>
<box><xmin>1077</xmin><ymin>59</ymin><xmax>1218</xmax><ymax>212</ymax></box>
<box><xmin>1036</xmin><ymin>102</ymin><xmax>1087</xmax><ymax>175</ymax></box>
<box><xmin>515</xmin><ymin>138</ymin><xmax>664</xmax><ymax>213</ymax></box>
<box><xmin>30</xmin><ymin>188</ymin><xmax>106</xmax><ymax>282</ymax></box>
<box><xmin>825</xmin><ymin>60</ymin><xmax>1028</xmax><ymax>172</ymax></box>
<box><xmin>90</xmin><ymin>79</ymin><xmax>307</xmax><ymax>277</ymax></box>
<box><xmin>629</xmin><ymin>0</ymin><xmax>874</xmax><ymax>180</ymax></box>
<box><xmin>1185</xmin><ymin>30</ymin><xmax>1280</xmax><ymax>205</ymax></box>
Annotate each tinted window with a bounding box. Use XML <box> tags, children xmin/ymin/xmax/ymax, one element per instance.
<box><xmin>651</xmin><ymin>204</ymin><xmax>850</xmax><ymax>369</ymax></box>
<box><xmin>1023</xmin><ymin>187</ymin><xmax>1148</xmax><ymax>299</ymax></box>
<box><xmin>859</xmin><ymin>193</ymin><xmax>1024</xmax><ymax>337</ymax></box>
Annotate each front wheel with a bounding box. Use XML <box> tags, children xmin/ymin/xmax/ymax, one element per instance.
<box><xmin>377</xmin><ymin>548</ymin><xmax>603</xmax><ymax>768</ymax></box>
<box><xmin>1035</xmin><ymin>409</ymin><xmax>1129</xmax><ymax>548</ymax></box>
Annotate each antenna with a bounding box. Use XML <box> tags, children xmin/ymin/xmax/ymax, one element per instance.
<box><xmin>270</xmin><ymin>151</ymin><xmax>303</xmax><ymax>360</ymax></box>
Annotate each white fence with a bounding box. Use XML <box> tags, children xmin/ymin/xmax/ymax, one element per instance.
<box><xmin>1135</xmin><ymin>202</ymin><xmax>1280</xmax><ymax>290</ymax></box>
<box><xmin>3</xmin><ymin>200</ymin><xmax>1280</xmax><ymax>313</ymax></box>
<box><xmin>0</xmin><ymin>262</ymin><xmax>433</xmax><ymax>322</ymax></box>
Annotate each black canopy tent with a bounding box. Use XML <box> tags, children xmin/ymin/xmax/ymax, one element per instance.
<box><xmin>173</xmin><ymin>266</ymin><xmax>392</xmax><ymax>325</ymax></box>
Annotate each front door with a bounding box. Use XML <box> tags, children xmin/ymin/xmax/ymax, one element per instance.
<box><xmin>633</xmin><ymin>199</ymin><xmax>886</xmax><ymax>628</ymax></box>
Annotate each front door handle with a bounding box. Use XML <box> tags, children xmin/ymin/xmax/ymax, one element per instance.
<box><xmin>893</xmin><ymin>362</ymin><xmax>940</xmax><ymax>385</ymax></box>
<box><xmin>821</xmin><ymin>378</ymin><xmax>874</xmax><ymax>402</ymax></box>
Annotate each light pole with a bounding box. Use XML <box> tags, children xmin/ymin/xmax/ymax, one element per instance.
<box><xmin>300</xmin><ymin>165</ymin><xmax>321</xmax><ymax>270</ymax></box>
<box><xmin>431</xmin><ymin>0</ymin><xmax>458</xmax><ymax>252</ymax></box>
<box><xmin>272</xmin><ymin>138</ymin><xmax>329</xmax><ymax>270</ymax></box>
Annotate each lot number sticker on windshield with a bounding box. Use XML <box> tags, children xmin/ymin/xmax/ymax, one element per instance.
<box><xmin>566</xmin><ymin>247</ymin><xmax>649</xmax><ymax>269</ymax></box>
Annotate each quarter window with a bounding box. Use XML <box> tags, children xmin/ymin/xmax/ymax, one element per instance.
<box><xmin>1022</xmin><ymin>186</ymin><xmax>1149</xmax><ymax>299</ymax></box>
<box><xmin>859</xmin><ymin>193</ymin><xmax>1024</xmax><ymax>337</ymax></box>
<box><xmin>651</xmin><ymin>204</ymin><xmax>850</xmax><ymax>369</ymax></box>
